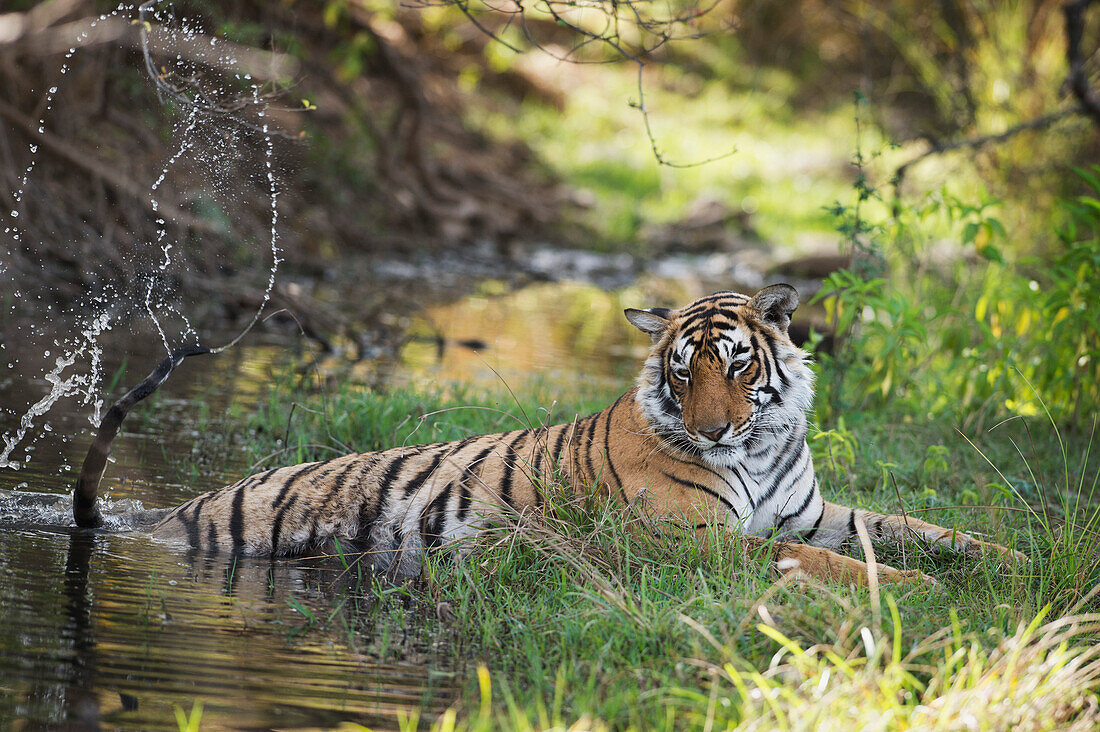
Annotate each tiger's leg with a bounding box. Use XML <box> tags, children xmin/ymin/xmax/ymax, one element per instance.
<box><xmin>810</xmin><ymin>501</ymin><xmax>1027</xmax><ymax>563</ymax></box>
<box><xmin>772</xmin><ymin>540</ymin><xmax>935</xmax><ymax>586</ymax></box>
<box><xmin>727</xmin><ymin>533</ymin><xmax>935</xmax><ymax>587</ymax></box>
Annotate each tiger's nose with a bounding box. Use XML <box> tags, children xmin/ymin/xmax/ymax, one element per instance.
<box><xmin>697</xmin><ymin>425</ymin><xmax>728</xmax><ymax>442</ymax></box>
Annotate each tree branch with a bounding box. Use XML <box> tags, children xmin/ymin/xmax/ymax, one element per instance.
<box><xmin>890</xmin><ymin>0</ymin><xmax>1097</xmax><ymax>203</ymax></box>
<box><xmin>410</xmin><ymin>0</ymin><xmax>732</xmax><ymax>168</ymax></box>
<box><xmin>0</xmin><ymin>12</ymin><xmax>298</xmax><ymax>82</ymax></box>
<box><xmin>891</xmin><ymin>106</ymin><xmax>1084</xmax><ymax>200</ymax></box>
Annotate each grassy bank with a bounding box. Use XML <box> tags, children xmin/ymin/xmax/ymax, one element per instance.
<box><xmin>231</xmin><ymin>373</ymin><xmax>1099</xmax><ymax>731</ymax></box>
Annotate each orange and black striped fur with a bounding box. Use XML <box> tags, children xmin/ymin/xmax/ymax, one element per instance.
<box><xmin>76</xmin><ymin>285</ymin><xmax>1024</xmax><ymax>584</ymax></box>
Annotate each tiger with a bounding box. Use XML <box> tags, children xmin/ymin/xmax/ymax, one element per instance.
<box><xmin>73</xmin><ymin>284</ymin><xmax>1024</xmax><ymax>585</ymax></box>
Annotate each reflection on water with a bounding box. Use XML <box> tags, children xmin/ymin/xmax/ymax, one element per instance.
<box><xmin>0</xmin><ymin>273</ymin><xmax>805</xmax><ymax>729</ymax></box>
<box><xmin>402</xmin><ymin>281</ymin><xmax>652</xmax><ymax>391</ymax></box>
<box><xmin>0</xmin><ymin>530</ymin><xmax>453</xmax><ymax>730</ymax></box>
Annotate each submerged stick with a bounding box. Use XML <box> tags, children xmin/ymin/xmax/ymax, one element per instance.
<box><xmin>72</xmin><ymin>345</ymin><xmax>211</xmax><ymax>528</ymax></box>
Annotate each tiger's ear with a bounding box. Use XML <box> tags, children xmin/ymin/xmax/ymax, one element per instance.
<box><xmin>749</xmin><ymin>284</ymin><xmax>799</xmax><ymax>333</ymax></box>
<box><xmin>624</xmin><ymin>307</ymin><xmax>672</xmax><ymax>343</ymax></box>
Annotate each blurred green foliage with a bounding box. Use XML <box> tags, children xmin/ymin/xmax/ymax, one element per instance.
<box><xmin>463</xmin><ymin>0</ymin><xmax>1094</xmax><ymax>249</ymax></box>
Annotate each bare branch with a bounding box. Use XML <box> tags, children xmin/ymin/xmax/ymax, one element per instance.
<box><xmin>887</xmin><ymin>0</ymin><xmax>1097</xmax><ymax>204</ymax></box>
<box><xmin>129</xmin><ymin>0</ymin><xmax>301</xmax><ymax>141</ymax></box>
<box><xmin>891</xmin><ymin>106</ymin><xmax>1085</xmax><ymax>199</ymax></box>
<box><xmin>0</xmin><ymin>12</ymin><xmax>298</xmax><ymax>82</ymax></box>
<box><xmin>630</xmin><ymin>63</ymin><xmax>736</xmax><ymax>169</ymax></box>
<box><xmin>407</xmin><ymin>0</ymin><xmax>734</xmax><ymax>167</ymax></box>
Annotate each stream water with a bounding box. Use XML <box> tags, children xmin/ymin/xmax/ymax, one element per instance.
<box><xmin>0</xmin><ymin>322</ymin><xmax>457</xmax><ymax>730</ymax></box>
<box><xmin>0</xmin><ymin>259</ymin><xmax>825</xmax><ymax>730</ymax></box>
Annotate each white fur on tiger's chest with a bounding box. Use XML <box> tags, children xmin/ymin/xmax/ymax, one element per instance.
<box><xmin>707</xmin><ymin>426</ymin><xmax>821</xmax><ymax>539</ymax></box>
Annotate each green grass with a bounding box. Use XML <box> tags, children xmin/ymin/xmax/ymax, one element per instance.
<box><xmin>236</xmin><ymin>373</ymin><xmax>1100</xmax><ymax>730</ymax></box>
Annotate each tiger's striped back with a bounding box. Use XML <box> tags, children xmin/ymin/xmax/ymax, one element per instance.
<box><xmin>153</xmin><ymin>411</ymin><xmax>630</xmax><ymax>573</ymax></box>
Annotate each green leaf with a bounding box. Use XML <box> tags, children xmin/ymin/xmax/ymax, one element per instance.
<box><xmin>978</xmin><ymin>244</ymin><xmax>1005</xmax><ymax>264</ymax></box>
<box><xmin>1072</xmin><ymin>165</ymin><xmax>1100</xmax><ymax>195</ymax></box>
<box><xmin>987</xmin><ymin>217</ymin><xmax>1006</xmax><ymax>239</ymax></box>
<box><xmin>962</xmin><ymin>221</ymin><xmax>979</xmax><ymax>245</ymax></box>
<box><xmin>1076</xmin><ymin>196</ymin><xmax>1100</xmax><ymax>213</ymax></box>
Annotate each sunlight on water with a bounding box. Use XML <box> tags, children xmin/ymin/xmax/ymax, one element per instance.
<box><xmin>395</xmin><ymin>277</ymin><xmax>758</xmax><ymax>392</ymax></box>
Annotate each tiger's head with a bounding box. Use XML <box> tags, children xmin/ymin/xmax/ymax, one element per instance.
<box><xmin>625</xmin><ymin>285</ymin><xmax>815</xmax><ymax>466</ymax></box>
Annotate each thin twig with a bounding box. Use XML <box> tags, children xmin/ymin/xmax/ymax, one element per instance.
<box><xmin>889</xmin><ymin>471</ymin><xmax>909</xmax><ymax>567</ymax></box>
<box><xmin>412</xmin><ymin>0</ymin><xmax>733</xmax><ymax>168</ymax></box>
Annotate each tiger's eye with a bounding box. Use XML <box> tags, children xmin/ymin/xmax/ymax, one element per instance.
<box><xmin>727</xmin><ymin>359</ymin><xmax>750</xmax><ymax>378</ymax></box>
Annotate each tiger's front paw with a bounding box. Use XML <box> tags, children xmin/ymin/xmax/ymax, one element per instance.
<box><xmin>969</xmin><ymin>539</ymin><xmax>1029</xmax><ymax>565</ymax></box>
<box><xmin>879</xmin><ymin>565</ymin><xmax>940</xmax><ymax>589</ymax></box>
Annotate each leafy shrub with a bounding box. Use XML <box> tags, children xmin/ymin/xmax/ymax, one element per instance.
<box><xmin>813</xmin><ymin>165</ymin><xmax>1100</xmax><ymax>430</ymax></box>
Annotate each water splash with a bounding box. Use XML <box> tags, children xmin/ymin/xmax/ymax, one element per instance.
<box><xmin>154</xmin><ymin>105</ymin><xmax>200</xmax><ymax>272</ymax></box>
<box><xmin>1</xmin><ymin>0</ymin><xmax>284</xmax><ymax>472</ymax></box>
<box><xmin>0</xmin><ymin>488</ymin><xmax>161</xmax><ymax>530</ymax></box>
<box><xmin>0</xmin><ymin>310</ymin><xmax>112</xmax><ymax>470</ymax></box>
